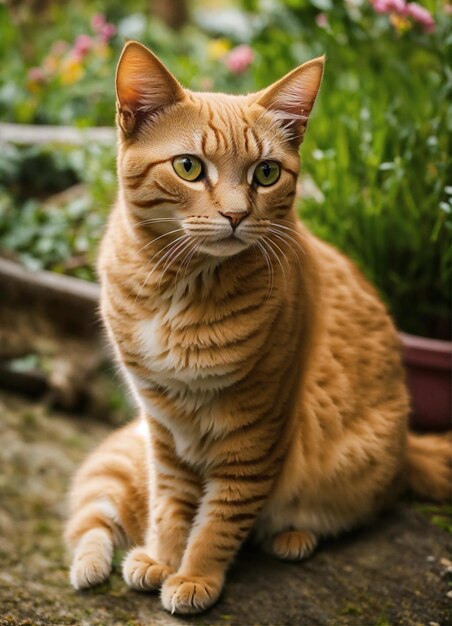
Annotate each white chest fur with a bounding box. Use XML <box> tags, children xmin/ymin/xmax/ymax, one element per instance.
<box><xmin>120</xmin><ymin>294</ymin><xmax>238</xmax><ymax>464</ymax></box>
<box><xmin>135</xmin><ymin>310</ymin><xmax>236</xmax><ymax>391</ymax></box>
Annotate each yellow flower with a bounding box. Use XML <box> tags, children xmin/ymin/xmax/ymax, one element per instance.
<box><xmin>26</xmin><ymin>81</ymin><xmax>42</xmax><ymax>95</ymax></box>
<box><xmin>93</xmin><ymin>41</ymin><xmax>112</xmax><ymax>60</ymax></box>
<box><xmin>43</xmin><ymin>55</ymin><xmax>59</xmax><ymax>73</ymax></box>
<box><xmin>60</xmin><ymin>57</ymin><xmax>84</xmax><ymax>85</ymax></box>
<box><xmin>390</xmin><ymin>13</ymin><xmax>412</xmax><ymax>33</ymax></box>
<box><xmin>207</xmin><ymin>38</ymin><xmax>231</xmax><ymax>61</ymax></box>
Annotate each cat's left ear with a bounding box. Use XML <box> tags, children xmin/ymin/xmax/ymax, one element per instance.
<box><xmin>255</xmin><ymin>55</ymin><xmax>325</xmax><ymax>144</ymax></box>
<box><xmin>116</xmin><ymin>41</ymin><xmax>185</xmax><ymax>135</ymax></box>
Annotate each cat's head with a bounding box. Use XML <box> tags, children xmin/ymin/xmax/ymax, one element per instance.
<box><xmin>116</xmin><ymin>41</ymin><xmax>324</xmax><ymax>258</ymax></box>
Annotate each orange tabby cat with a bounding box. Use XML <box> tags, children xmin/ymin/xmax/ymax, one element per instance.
<box><xmin>65</xmin><ymin>41</ymin><xmax>451</xmax><ymax>614</ymax></box>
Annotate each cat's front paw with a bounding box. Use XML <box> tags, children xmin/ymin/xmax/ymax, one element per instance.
<box><xmin>271</xmin><ymin>530</ymin><xmax>317</xmax><ymax>561</ymax></box>
<box><xmin>161</xmin><ymin>574</ymin><xmax>222</xmax><ymax>614</ymax></box>
<box><xmin>122</xmin><ymin>546</ymin><xmax>174</xmax><ymax>591</ymax></box>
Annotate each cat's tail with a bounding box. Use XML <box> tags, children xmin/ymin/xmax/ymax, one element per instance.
<box><xmin>65</xmin><ymin>502</ymin><xmax>118</xmax><ymax>590</ymax></box>
<box><xmin>65</xmin><ymin>419</ymin><xmax>149</xmax><ymax>589</ymax></box>
<box><xmin>405</xmin><ymin>432</ymin><xmax>452</xmax><ymax>501</ymax></box>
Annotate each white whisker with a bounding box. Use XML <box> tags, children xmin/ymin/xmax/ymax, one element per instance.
<box><xmin>269</xmin><ymin>226</ymin><xmax>306</xmax><ymax>256</ymax></box>
<box><xmin>136</xmin><ymin>227</ymin><xmax>186</xmax><ymax>256</ymax></box>
<box><xmin>158</xmin><ymin>237</ymin><xmax>193</xmax><ymax>290</ymax></box>
<box><xmin>181</xmin><ymin>237</ymin><xmax>207</xmax><ymax>285</ymax></box>
<box><xmin>255</xmin><ymin>239</ymin><xmax>274</xmax><ymax>300</ymax></box>
<box><xmin>263</xmin><ymin>235</ymin><xmax>289</xmax><ymax>292</ymax></box>
<box><xmin>134</xmin><ymin>217</ymin><xmax>180</xmax><ymax>227</ymax></box>
<box><xmin>268</xmin><ymin>229</ymin><xmax>304</xmax><ymax>277</ymax></box>
<box><xmin>274</xmin><ymin>219</ymin><xmax>307</xmax><ymax>239</ymax></box>
<box><xmin>133</xmin><ymin>234</ymin><xmax>188</xmax><ymax>302</ymax></box>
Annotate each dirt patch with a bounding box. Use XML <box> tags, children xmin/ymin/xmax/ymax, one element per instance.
<box><xmin>0</xmin><ymin>391</ymin><xmax>450</xmax><ymax>626</ymax></box>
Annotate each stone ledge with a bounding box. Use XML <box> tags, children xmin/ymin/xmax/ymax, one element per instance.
<box><xmin>0</xmin><ymin>391</ymin><xmax>450</xmax><ymax>626</ymax></box>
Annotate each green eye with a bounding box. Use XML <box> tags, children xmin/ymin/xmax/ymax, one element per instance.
<box><xmin>172</xmin><ymin>155</ymin><xmax>203</xmax><ymax>182</ymax></box>
<box><xmin>253</xmin><ymin>161</ymin><xmax>280</xmax><ymax>186</ymax></box>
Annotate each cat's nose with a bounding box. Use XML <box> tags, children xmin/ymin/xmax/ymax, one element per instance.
<box><xmin>219</xmin><ymin>210</ymin><xmax>249</xmax><ymax>230</ymax></box>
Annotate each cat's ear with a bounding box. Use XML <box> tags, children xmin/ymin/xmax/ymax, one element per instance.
<box><xmin>116</xmin><ymin>41</ymin><xmax>185</xmax><ymax>135</ymax></box>
<box><xmin>255</xmin><ymin>56</ymin><xmax>325</xmax><ymax>144</ymax></box>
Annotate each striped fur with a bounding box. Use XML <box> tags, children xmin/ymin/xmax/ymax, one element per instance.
<box><xmin>65</xmin><ymin>42</ymin><xmax>451</xmax><ymax>614</ymax></box>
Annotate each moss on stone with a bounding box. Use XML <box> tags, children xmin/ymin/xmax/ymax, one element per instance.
<box><xmin>0</xmin><ymin>390</ymin><xmax>450</xmax><ymax>626</ymax></box>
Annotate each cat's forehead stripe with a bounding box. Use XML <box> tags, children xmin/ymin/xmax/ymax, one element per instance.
<box><xmin>188</xmin><ymin>95</ymin><xmax>263</xmax><ymax>160</ymax></box>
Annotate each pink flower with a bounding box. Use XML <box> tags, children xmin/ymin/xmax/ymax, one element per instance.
<box><xmin>370</xmin><ymin>0</ymin><xmax>435</xmax><ymax>33</ymax></box>
<box><xmin>28</xmin><ymin>67</ymin><xmax>45</xmax><ymax>82</ymax></box>
<box><xmin>69</xmin><ymin>48</ymin><xmax>84</xmax><ymax>62</ymax></box>
<box><xmin>371</xmin><ymin>0</ymin><xmax>407</xmax><ymax>14</ymax></box>
<box><xmin>74</xmin><ymin>34</ymin><xmax>92</xmax><ymax>57</ymax></box>
<box><xmin>224</xmin><ymin>44</ymin><xmax>254</xmax><ymax>75</ymax></box>
<box><xmin>99</xmin><ymin>22</ymin><xmax>117</xmax><ymax>42</ymax></box>
<box><xmin>51</xmin><ymin>40</ymin><xmax>69</xmax><ymax>56</ymax></box>
<box><xmin>406</xmin><ymin>2</ymin><xmax>435</xmax><ymax>32</ymax></box>
<box><xmin>91</xmin><ymin>13</ymin><xmax>106</xmax><ymax>33</ymax></box>
<box><xmin>372</xmin><ymin>0</ymin><xmax>388</xmax><ymax>14</ymax></box>
<box><xmin>315</xmin><ymin>13</ymin><xmax>329</xmax><ymax>29</ymax></box>
<box><xmin>388</xmin><ymin>0</ymin><xmax>408</xmax><ymax>13</ymax></box>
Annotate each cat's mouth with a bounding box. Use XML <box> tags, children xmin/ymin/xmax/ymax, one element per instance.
<box><xmin>222</xmin><ymin>233</ymin><xmax>243</xmax><ymax>242</ymax></box>
<box><xmin>198</xmin><ymin>233</ymin><xmax>249</xmax><ymax>257</ymax></box>
<box><xmin>183</xmin><ymin>219</ymin><xmax>263</xmax><ymax>257</ymax></box>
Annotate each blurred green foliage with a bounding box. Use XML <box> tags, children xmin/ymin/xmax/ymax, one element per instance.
<box><xmin>0</xmin><ymin>0</ymin><xmax>450</xmax><ymax>337</ymax></box>
<box><xmin>413</xmin><ymin>502</ymin><xmax>452</xmax><ymax>533</ymax></box>
<box><xmin>247</xmin><ymin>0</ymin><xmax>451</xmax><ymax>338</ymax></box>
<box><xmin>0</xmin><ymin>143</ymin><xmax>115</xmax><ymax>280</ymax></box>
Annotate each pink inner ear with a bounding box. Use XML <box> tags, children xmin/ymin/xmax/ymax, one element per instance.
<box><xmin>116</xmin><ymin>42</ymin><xmax>184</xmax><ymax>113</ymax></box>
<box><xmin>257</xmin><ymin>58</ymin><xmax>325</xmax><ymax>121</ymax></box>
<box><xmin>274</xmin><ymin>76</ymin><xmax>321</xmax><ymax>118</ymax></box>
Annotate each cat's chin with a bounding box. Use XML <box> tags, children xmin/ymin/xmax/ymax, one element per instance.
<box><xmin>198</xmin><ymin>237</ymin><xmax>250</xmax><ymax>258</ymax></box>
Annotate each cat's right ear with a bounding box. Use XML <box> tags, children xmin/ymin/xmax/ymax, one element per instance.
<box><xmin>115</xmin><ymin>41</ymin><xmax>185</xmax><ymax>136</ymax></box>
<box><xmin>254</xmin><ymin>55</ymin><xmax>325</xmax><ymax>145</ymax></box>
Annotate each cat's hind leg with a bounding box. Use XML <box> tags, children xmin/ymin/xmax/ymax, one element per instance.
<box><xmin>267</xmin><ymin>530</ymin><xmax>318</xmax><ymax>561</ymax></box>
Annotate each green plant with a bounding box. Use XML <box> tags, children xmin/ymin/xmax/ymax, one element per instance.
<box><xmin>0</xmin><ymin>2</ymin><xmax>254</xmax><ymax>126</ymax></box>
<box><xmin>243</xmin><ymin>0</ymin><xmax>451</xmax><ymax>338</ymax></box>
<box><xmin>0</xmin><ymin>0</ymin><xmax>449</xmax><ymax>338</ymax></box>
<box><xmin>414</xmin><ymin>502</ymin><xmax>452</xmax><ymax>533</ymax></box>
<box><xmin>0</xmin><ymin>143</ymin><xmax>115</xmax><ymax>280</ymax></box>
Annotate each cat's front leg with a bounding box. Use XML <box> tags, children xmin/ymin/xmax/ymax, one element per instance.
<box><xmin>161</xmin><ymin>457</ymin><xmax>277</xmax><ymax>614</ymax></box>
<box><xmin>123</xmin><ymin>419</ymin><xmax>202</xmax><ymax>590</ymax></box>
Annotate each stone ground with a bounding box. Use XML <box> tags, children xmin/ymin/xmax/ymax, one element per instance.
<box><xmin>0</xmin><ymin>390</ymin><xmax>450</xmax><ymax>626</ymax></box>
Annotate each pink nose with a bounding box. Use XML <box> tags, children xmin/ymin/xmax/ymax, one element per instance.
<box><xmin>220</xmin><ymin>211</ymin><xmax>249</xmax><ymax>229</ymax></box>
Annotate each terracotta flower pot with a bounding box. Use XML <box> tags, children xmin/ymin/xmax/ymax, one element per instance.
<box><xmin>400</xmin><ymin>332</ymin><xmax>452</xmax><ymax>431</ymax></box>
